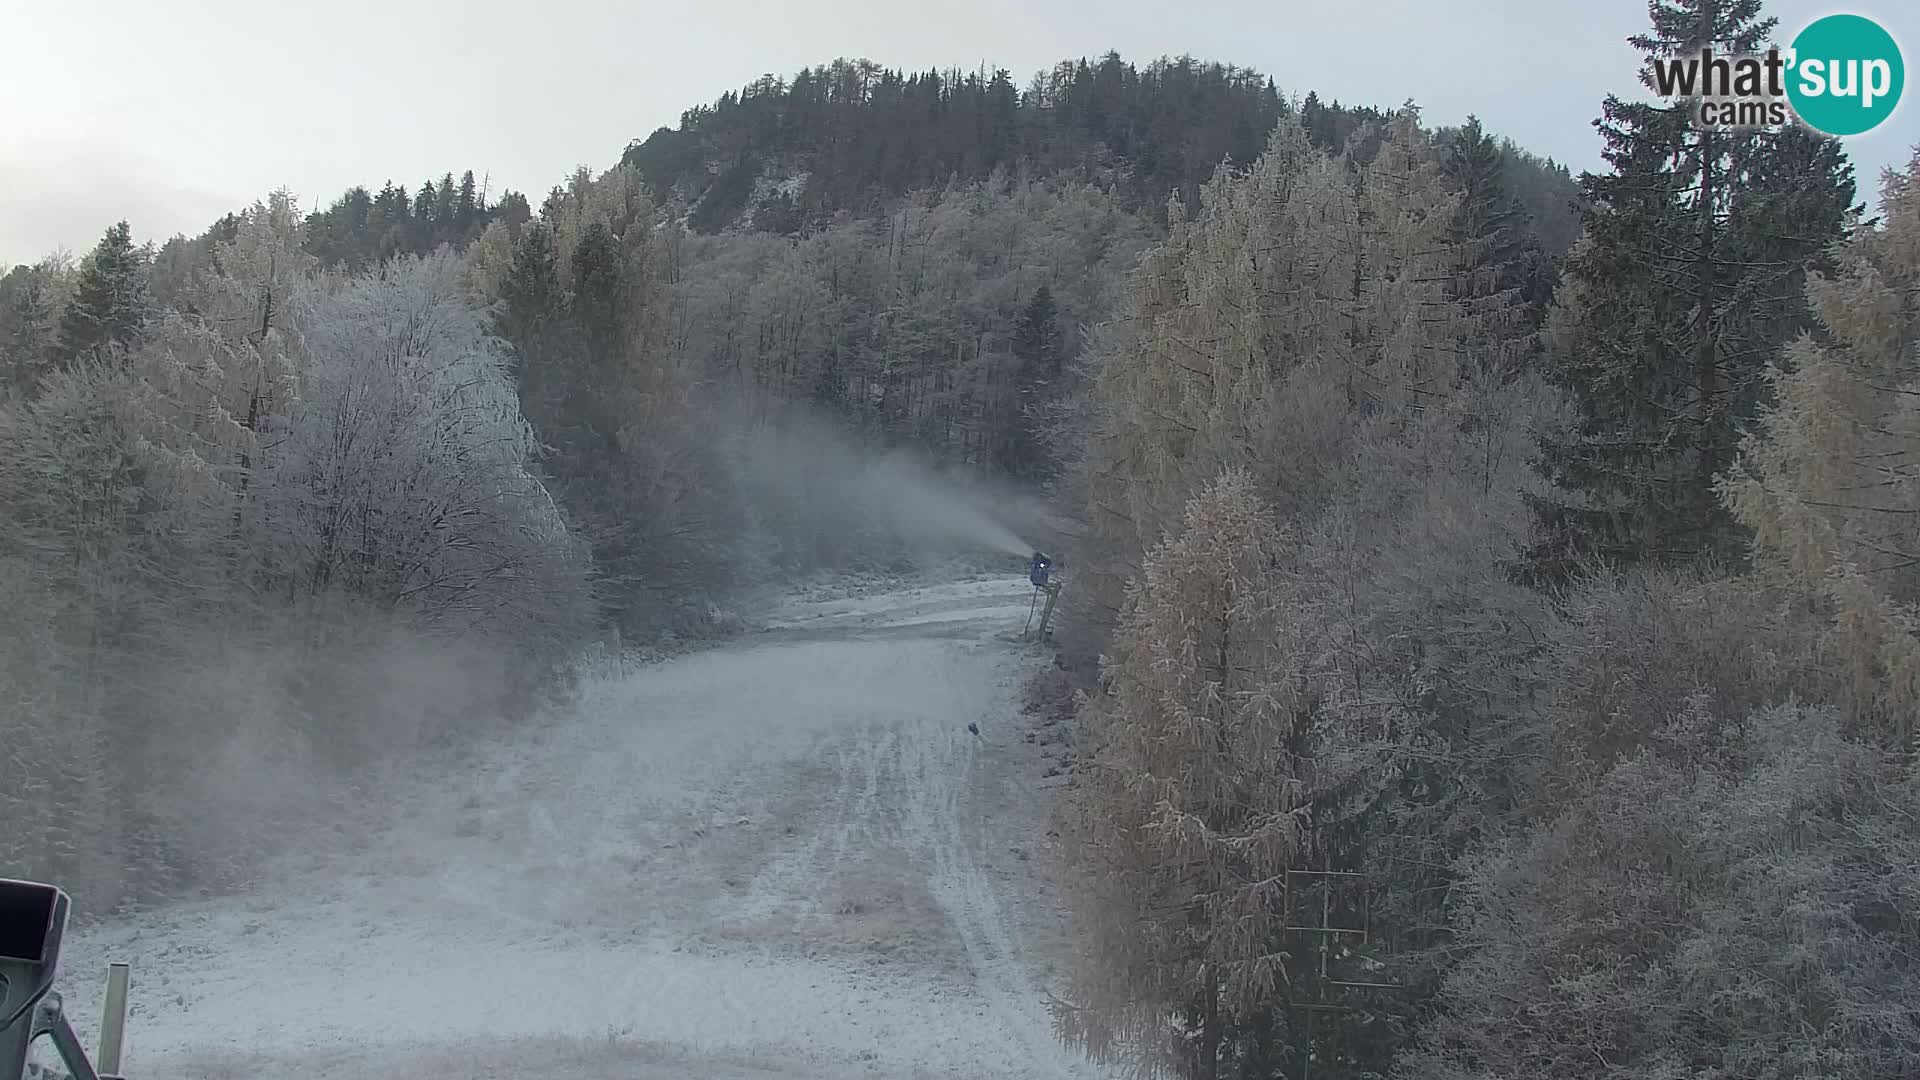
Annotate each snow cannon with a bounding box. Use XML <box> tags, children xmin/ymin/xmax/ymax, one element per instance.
<box><xmin>1024</xmin><ymin>552</ymin><xmax>1063</xmax><ymax>641</ymax></box>
<box><xmin>1028</xmin><ymin>551</ymin><xmax>1053</xmax><ymax>588</ymax></box>
<box><xmin>0</xmin><ymin>878</ymin><xmax>129</xmax><ymax>1080</ymax></box>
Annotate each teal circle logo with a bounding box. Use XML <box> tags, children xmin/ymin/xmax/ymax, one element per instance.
<box><xmin>1786</xmin><ymin>14</ymin><xmax>1904</xmax><ymax>136</ymax></box>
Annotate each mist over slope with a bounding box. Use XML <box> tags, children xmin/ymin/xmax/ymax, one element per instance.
<box><xmin>731</xmin><ymin>407</ymin><xmax>1051</xmax><ymax>567</ymax></box>
<box><xmin>10</xmin><ymin>5</ymin><xmax>1907</xmax><ymax>1075</ymax></box>
<box><xmin>51</xmin><ymin>578</ymin><xmax>1092</xmax><ymax>1080</ymax></box>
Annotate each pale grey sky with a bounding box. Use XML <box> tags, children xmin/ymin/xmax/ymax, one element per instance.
<box><xmin>2</xmin><ymin>0</ymin><xmax>1914</xmax><ymax>267</ymax></box>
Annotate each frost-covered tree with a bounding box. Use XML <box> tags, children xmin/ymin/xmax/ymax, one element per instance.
<box><xmin>1402</xmin><ymin>701</ymin><xmax>1920</xmax><ymax>1080</ymax></box>
<box><xmin>0</xmin><ymin>231</ymin><xmax>596</xmax><ymax>906</ymax></box>
<box><xmin>266</xmin><ymin>251</ymin><xmax>581</xmax><ymax>628</ymax></box>
<box><xmin>1526</xmin><ymin>0</ymin><xmax>1855</xmax><ymax>579</ymax></box>
<box><xmin>0</xmin><ymin>551</ymin><xmax>116</xmax><ymax>896</ymax></box>
<box><xmin>0</xmin><ymin>256</ymin><xmax>72</xmax><ymax>396</ymax></box>
<box><xmin>1275</xmin><ymin>370</ymin><xmax>1561</xmax><ymax>1073</ymax></box>
<box><xmin>54</xmin><ymin>221</ymin><xmax>153</xmax><ymax>364</ymax></box>
<box><xmin>625</xmin><ymin>173</ymin><xmax>1146</xmax><ymax>574</ymax></box>
<box><xmin>1071</xmin><ymin>107</ymin><xmax>1518</xmax><ymax>656</ymax></box>
<box><xmin>1076</xmin><ymin>116</ymin><xmax>1358</xmax><ymax>639</ymax></box>
<box><xmin>1722</xmin><ymin>151</ymin><xmax>1920</xmax><ymax>746</ymax></box>
<box><xmin>996</xmin><ymin>284</ymin><xmax>1065</xmax><ymax>479</ymax></box>
<box><xmin>1351</xmin><ymin>107</ymin><xmax>1521</xmax><ymax>412</ymax></box>
<box><xmin>462</xmin><ymin>218</ymin><xmax>519</xmax><ymax>302</ymax></box>
<box><xmin>0</xmin><ymin>356</ymin><xmax>180</xmax><ymax>903</ymax></box>
<box><xmin>488</xmin><ymin>165</ymin><xmax>738</xmax><ymax>634</ymax></box>
<box><xmin>1059</xmin><ymin>469</ymin><xmax>1312</xmax><ymax>1080</ymax></box>
<box><xmin>1059</xmin><ymin>103</ymin><xmax>1567</xmax><ymax>1078</ymax></box>
<box><xmin>1385</xmin><ymin>152</ymin><xmax>1920</xmax><ymax>1068</ymax></box>
<box><xmin>190</xmin><ymin>190</ymin><xmax>316</xmax><ymax>336</ymax></box>
<box><xmin>1439</xmin><ymin>115</ymin><xmax>1555</xmax><ymax>341</ymax></box>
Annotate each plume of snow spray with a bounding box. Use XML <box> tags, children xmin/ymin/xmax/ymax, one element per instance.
<box><xmin>734</xmin><ymin>408</ymin><xmax>1047</xmax><ymax>565</ymax></box>
<box><xmin>855</xmin><ymin>454</ymin><xmax>1038</xmax><ymax>558</ymax></box>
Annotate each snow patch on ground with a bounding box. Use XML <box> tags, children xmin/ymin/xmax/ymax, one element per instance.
<box><xmin>49</xmin><ymin>574</ymin><xmax>1096</xmax><ymax>1079</ymax></box>
<box><xmin>747</xmin><ymin>169</ymin><xmax>810</xmax><ymax>206</ymax></box>
<box><xmin>761</xmin><ymin>575</ymin><xmax>1041</xmax><ymax>633</ymax></box>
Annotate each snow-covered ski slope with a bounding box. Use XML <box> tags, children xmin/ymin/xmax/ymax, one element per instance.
<box><xmin>51</xmin><ymin>575</ymin><xmax>1101</xmax><ymax>1079</ymax></box>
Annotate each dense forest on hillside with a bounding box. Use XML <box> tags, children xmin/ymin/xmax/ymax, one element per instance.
<box><xmin>617</xmin><ymin>52</ymin><xmax>1583</xmax><ymax>248</ymax></box>
<box><xmin>5</xmin><ymin>12</ymin><xmax>1918</xmax><ymax>1078</ymax></box>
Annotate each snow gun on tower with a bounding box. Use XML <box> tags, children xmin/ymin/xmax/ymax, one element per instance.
<box><xmin>1023</xmin><ymin>551</ymin><xmax>1063</xmax><ymax>641</ymax></box>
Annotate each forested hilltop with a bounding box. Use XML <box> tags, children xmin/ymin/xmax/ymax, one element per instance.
<box><xmin>0</xmin><ymin>49</ymin><xmax>1577</xmax><ymax>648</ymax></box>
<box><xmin>7</xmin><ymin>10</ymin><xmax>1919</xmax><ymax>1077</ymax></box>
<box><xmin>616</xmin><ymin>53</ymin><xmax>1581</xmax><ymax>246</ymax></box>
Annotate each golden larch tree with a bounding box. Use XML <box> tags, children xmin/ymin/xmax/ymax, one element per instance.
<box><xmin>1059</xmin><ymin>468</ymin><xmax>1314</xmax><ymax>1080</ymax></box>
<box><xmin>1722</xmin><ymin>150</ymin><xmax>1920</xmax><ymax>746</ymax></box>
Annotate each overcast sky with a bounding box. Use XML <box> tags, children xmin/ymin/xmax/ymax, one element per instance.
<box><xmin>2</xmin><ymin>0</ymin><xmax>1914</xmax><ymax>267</ymax></box>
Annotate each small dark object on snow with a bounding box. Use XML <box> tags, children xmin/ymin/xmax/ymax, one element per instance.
<box><xmin>967</xmin><ymin>722</ymin><xmax>980</xmax><ymax>737</ymax></box>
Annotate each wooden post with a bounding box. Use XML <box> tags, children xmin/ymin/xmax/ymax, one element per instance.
<box><xmin>97</xmin><ymin>963</ymin><xmax>129</xmax><ymax>1078</ymax></box>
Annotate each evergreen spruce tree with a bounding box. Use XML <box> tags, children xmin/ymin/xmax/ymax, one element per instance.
<box><xmin>1525</xmin><ymin>0</ymin><xmax>1854</xmax><ymax>579</ymax></box>
<box><xmin>412</xmin><ymin>180</ymin><xmax>439</xmax><ymax>253</ymax></box>
<box><xmin>1300</xmin><ymin>90</ymin><xmax>1336</xmax><ymax>150</ymax></box>
<box><xmin>375</xmin><ymin>182</ymin><xmax>411</xmax><ymax>263</ymax></box>
<box><xmin>435</xmin><ymin>172</ymin><xmax>458</xmax><ymax>235</ymax></box>
<box><xmin>54</xmin><ymin>221</ymin><xmax>152</xmax><ymax>365</ymax></box>
<box><xmin>1441</xmin><ymin>115</ymin><xmax>1556</xmax><ymax>345</ymax></box>
<box><xmin>0</xmin><ymin>261</ymin><xmax>67</xmax><ymax>395</ymax></box>
<box><xmin>456</xmin><ymin>170</ymin><xmax>479</xmax><ymax>234</ymax></box>
<box><xmin>496</xmin><ymin>221</ymin><xmax>566</xmax><ymax>436</ymax></box>
<box><xmin>1002</xmin><ymin>284</ymin><xmax>1062</xmax><ymax>480</ymax></box>
<box><xmin>562</xmin><ymin>222</ymin><xmax>627</xmax><ymax>469</ymax></box>
<box><xmin>494</xmin><ymin>191</ymin><xmax>533</xmax><ymax>230</ymax></box>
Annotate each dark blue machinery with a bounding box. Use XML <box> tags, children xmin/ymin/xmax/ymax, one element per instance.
<box><xmin>1024</xmin><ymin>552</ymin><xmax>1063</xmax><ymax>641</ymax></box>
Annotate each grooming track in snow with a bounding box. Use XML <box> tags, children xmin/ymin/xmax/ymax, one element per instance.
<box><xmin>49</xmin><ymin>576</ymin><xmax>1101</xmax><ymax>1079</ymax></box>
